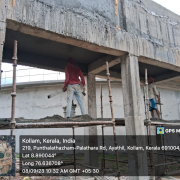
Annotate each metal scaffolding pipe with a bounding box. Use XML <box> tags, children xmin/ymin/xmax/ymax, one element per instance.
<box><xmin>72</xmin><ymin>127</ymin><xmax>76</xmax><ymax>180</ymax></box>
<box><xmin>102</xmin><ymin>125</ymin><xmax>105</xmax><ymax>169</ymax></box>
<box><xmin>106</xmin><ymin>61</ymin><xmax>120</xmax><ymax>180</ymax></box>
<box><xmin>106</xmin><ymin>61</ymin><xmax>114</xmax><ymax>120</ymax></box>
<box><xmin>145</xmin><ymin>68</ymin><xmax>155</xmax><ymax>179</ymax></box>
<box><xmin>101</xmin><ymin>159</ymin><xmax>105</xmax><ymax>180</ymax></box>
<box><xmin>11</xmin><ymin>40</ymin><xmax>18</xmax><ymax>136</ymax></box>
<box><xmin>15</xmin><ymin>121</ymin><xmax>114</xmax><ymax>129</ymax></box>
<box><xmin>155</xmin><ymin>161</ymin><xmax>179</xmax><ymax>167</ymax></box>
<box><xmin>159</xmin><ymin>91</ymin><xmax>162</xmax><ymax>119</ymax></box>
<box><xmin>100</xmin><ymin>84</ymin><xmax>103</xmax><ymax>118</ymax></box>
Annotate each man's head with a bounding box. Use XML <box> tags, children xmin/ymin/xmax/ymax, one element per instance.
<box><xmin>148</xmin><ymin>77</ymin><xmax>154</xmax><ymax>84</ymax></box>
<box><xmin>67</xmin><ymin>57</ymin><xmax>75</xmax><ymax>65</ymax></box>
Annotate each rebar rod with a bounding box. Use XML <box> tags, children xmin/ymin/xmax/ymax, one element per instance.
<box><xmin>11</xmin><ymin>40</ymin><xmax>17</xmax><ymax>136</ymax></box>
<box><xmin>145</xmin><ymin>69</ymin><xmax>155</xmax><ymax>180</ymax></box>
<box><xmin>106</xmin><ymin>61</ymin><xmax>120</xmax><ymax>180</ymax></box>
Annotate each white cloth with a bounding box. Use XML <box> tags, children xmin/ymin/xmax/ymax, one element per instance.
<box><xmin>148</xmin><ymin>83</ymin><xmax>158</xmax><ymax>99</ymax></box>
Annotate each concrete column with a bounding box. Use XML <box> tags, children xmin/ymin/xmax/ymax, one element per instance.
<box><xmin>87</xmin><ymin>74</ymin><xmax>97</xmax><ymax>119</ymax></box>
<box><xmin>84</xmin><ymin>74</ymin><xmax>98</xmax><ymax>167</ymax></box>
<box><xmin>121</xmin><ymin>54</ymin><xmax>148</xmax><ymax>179</ymax></box>
<box><xmin>0</xmin><ymin>0</ymin><xmax>7</xmax><ymax>89</ymax></box>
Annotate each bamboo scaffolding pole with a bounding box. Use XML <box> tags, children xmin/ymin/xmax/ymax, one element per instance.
<box><xmin>106</xmin><ymin>61</ymin><xmax>120</xmax><ymax>180</ymax></box>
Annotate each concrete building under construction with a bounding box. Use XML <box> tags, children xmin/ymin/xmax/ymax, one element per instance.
<box><xmin>0</xmin><ymin>0</ymin><xmax>180</xmax><ymax>179</ymax></box>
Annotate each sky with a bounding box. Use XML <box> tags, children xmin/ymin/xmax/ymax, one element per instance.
<box><xmin>1</xmin><ymin>0</ymin><xmax>180</xmax><ymax>84</ymax></box>
<box><xmin>153</xmin><ymin>0</ymin><xmax>180</xmax><ymax>16</ymax></box>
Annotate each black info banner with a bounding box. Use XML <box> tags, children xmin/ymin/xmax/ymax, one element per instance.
<box><xmin>20</xmin><ymin>130</ymin><xmax>180</xmax><ymax>176</ymax></box>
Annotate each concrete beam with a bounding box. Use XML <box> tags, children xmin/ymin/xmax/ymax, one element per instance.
<box><xmin>155</xmin><ymin>80</ymin><xmax>180</xmax><ymax>91</ymax></box>
<box><xmin>88</xmin><ymin>55</ymin><xmax>121</xmax><ymax>74</ymax></box>
<box><xmin>3</xmin><ymin>49</ymin><xmax>88</xmax><ymax>73</ymax></box>
<box><xmin>97</xmin><ymin>70</ymin><xmax>145</xmax><ymax>84</ymax></box>
<box><xmin>7</xmin><ymin>20</ymin><xmax>125</xmax><ymax>57</ymax></box>
<box><xmin>139</xmin><ymin>56</ymin><xmax>180</xmax><ymax>73</ymax></box>
<box><xmin>154</xmin><ymin>71</ymin><xmax>180</xmax><ymax>83</ymax></box>
<box><xmin>96</xmin><ymin>70</ymin><xmax>121</xmax><ymax>82</ymax></box>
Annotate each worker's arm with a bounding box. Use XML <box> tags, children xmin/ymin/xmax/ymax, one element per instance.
<box><xmin>63</xmin><ymin>66</ymin><xmax>70</xmax><ymax>92</ymax></box>
<box><xmin>153</xmin><ymin>85</ymin><xmax>160</xmax><ymax>103</ymax></box>
<box><xmin>79</xmin><ymin>70</ymin><xmax>85</xmax><ymax>87</ymax></box>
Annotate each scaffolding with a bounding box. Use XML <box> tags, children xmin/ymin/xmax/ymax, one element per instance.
<box><xmin>1</xmin><ymin>40</ymin><xmax>180</xmax><ymax>180</ymax></box>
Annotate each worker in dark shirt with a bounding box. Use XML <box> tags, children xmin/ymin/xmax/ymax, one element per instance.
<box><xmin>63</xmin><ymin>58</ymin><xmax>86</xmax><ymax>118</ymax></box>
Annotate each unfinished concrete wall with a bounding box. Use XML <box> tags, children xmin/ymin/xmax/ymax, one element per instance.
<box><xmin>0</xmin><ymin>0</ymin><xmax>6</xmax><ymax>88</ymax></box>
<box><xmin>123</xmin><ymin>0</ymin><xmax>180</xmax><ymax>65</ymax></box>
<box><xmin>0</xmin><ymin>82</ymin><xmax>180</xmax><ymax>120</ymax></box>
<box><xmin>2</xmin><ymin>0</ymin><xmax>180</xmax><ymax>68</ymax></box>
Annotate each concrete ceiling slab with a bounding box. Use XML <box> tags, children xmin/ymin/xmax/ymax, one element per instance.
<box><xmin>106</xmin><ymin>61</ymin><xmax>180</xmax><ymax>83</ymax></box>
<box><xmin>4</xmin><ymin>29</ymin><xmax>106</xmax><ymax>65</ymax></box>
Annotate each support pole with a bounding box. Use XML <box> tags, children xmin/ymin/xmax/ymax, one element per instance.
<box><xmin>145</xmin><ymin>69</ymin><xmax>155</xmax><ymax>180</ymax></box>
<box><xmin>11</xmin><ymin>41</ymin><xmax>18</xmax><ymax>136</ymax></box>
<box><xmin>106</xmin><ymin>61</ymin><xmax>120</xmax><ymax>179</ymax></box>
<box><xmin>102</xmin><ymin>125</ymin><xmax>105</xmax><ymax>169</ymax></box>
<box><xmin>143</xmin><ymin>87</ymin><xmax>147</xmax><ymax>119</ymax></box>
<box><xmin>72</xmin><ymin>127</ymin><xmax>76</xmax><ymax>180</ymax></box>
<box><xmin>106</xmin><ymin>62</ymin><xmax>115</xmax><ymax>120</ymax></box>
<box><xmin>159</xmin><ymin>91</ymin><xmax>162</xmax><ymax>119</ymax></box>
<box><xmin>101</xmin><ymin>159</ymin><xmax>105</xmax><ymax>180</ymax></box>
<box><xmin>100</xmin><ymin>84</ymin><xmax>103</xmax><ymax>118</ymax></box>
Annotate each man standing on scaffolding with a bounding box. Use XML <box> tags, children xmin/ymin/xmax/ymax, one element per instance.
<box><xmin>148</xmin><ymin>77</ymin><xmax>161</xmax><ymax>119</ymax></box>
<box><xmin>62</xmin><ymin>57</ymin><xmax>86</xmax><ymax>118</ymax></box>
